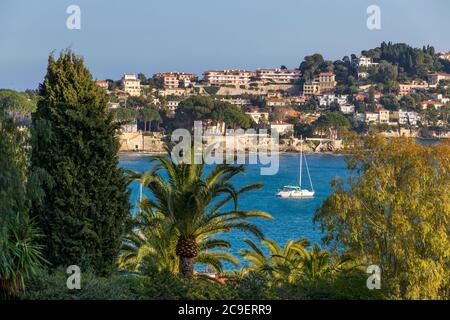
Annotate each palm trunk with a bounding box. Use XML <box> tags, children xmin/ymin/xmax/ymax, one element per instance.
<box><xmin>179</xmin><ymin>257</ymin><xmax>194</xmax><ymax>278</ymax></box>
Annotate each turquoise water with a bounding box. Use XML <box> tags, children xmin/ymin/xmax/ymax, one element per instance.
<box><xmin>119</xmin><ymin>153</ymin><xmax>349</xmax><ymax>260</ymax></box>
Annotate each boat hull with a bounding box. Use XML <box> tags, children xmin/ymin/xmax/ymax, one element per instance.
<box><xmin>276</xmin><ymin>189</ymin><xmax>315</xmax><ymax>198</ymax></box>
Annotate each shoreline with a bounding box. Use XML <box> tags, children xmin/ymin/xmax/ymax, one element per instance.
<box><xmin>118</xmin><ymin>150</ymin><xmax>344</xmax><ymax>156</ymax></box>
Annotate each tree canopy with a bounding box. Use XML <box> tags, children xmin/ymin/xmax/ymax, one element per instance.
<box><xmin>174</xmin><ymin>96</ymin><xmax>252</xmax><ymax>130</ymax></box>
<box><xmin>315</xmin><ymin>136</ymin><xmax>450</xmax><ymax>299</ymax></box>
<box><xmin>30</xmin><ymin>50</ymin><xmax>131</xmax><ymax>276</ymax></box>
<box><xmin>0</xmin><ymin>89</ymin><xmax>37</xmax><ymax>115</ymax></box>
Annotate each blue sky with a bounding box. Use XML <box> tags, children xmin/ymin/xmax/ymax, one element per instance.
<box><xmin>0</xmin><ymin>0</ymin><xmax>449</xmax><ymax>90</ymax></box>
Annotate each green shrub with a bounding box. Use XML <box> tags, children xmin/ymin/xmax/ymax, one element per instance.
<box><xmin>22</xmin><ymin>268</ymin><xmax>137</xmax><ymax>300</ymax></box>
<box><xmin>204</xmin><ymin>86</ymin><xmax>220</xmax><ymax>95</ymax></box>
<box><xmin>280</xmin><ymin>270</ymin><xmax>389</xmax><ymax>300</ymax></box>
<box><xmin>135</xmin><ymin>268</ymin><xmax>237</xmax><ymax>300</ymax></box>
<box><xmin>228</xmin><ymin>272</ymin><xmax>280</xmax><ymax>300</ymax></box>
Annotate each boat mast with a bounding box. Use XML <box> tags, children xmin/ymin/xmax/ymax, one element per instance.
<box><xmin>299</xmin><ymin>136</ymin><xmax>303</xmax><ymax>188</ymax></box>
<box><xmin>303</xmin><ymin>148</ymin><xmax>314</xmax><ymax>192</ymax></box>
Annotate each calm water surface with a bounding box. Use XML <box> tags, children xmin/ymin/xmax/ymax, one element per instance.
<box><xmin>119</xmin><ymin>153</ymin><xmax>349</xmax><ymax>258</ymax></box>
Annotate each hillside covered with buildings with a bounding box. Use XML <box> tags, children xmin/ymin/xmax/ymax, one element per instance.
<box><xmin>2</xmin><ymin>42</ymin><xmax>450</xmax><ymax>152</ymax></box>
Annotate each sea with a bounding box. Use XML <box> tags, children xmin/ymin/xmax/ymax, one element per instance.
<box><xmin>119</xmin><ymin>152</ymin><xmax>350</xmax><ymax>264</ymax></box>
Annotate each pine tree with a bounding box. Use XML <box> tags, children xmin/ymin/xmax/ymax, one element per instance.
<box><xmin>30</xmin><ymin>51</ymin><xmax>131</xmax><ymax>275</ymax></box>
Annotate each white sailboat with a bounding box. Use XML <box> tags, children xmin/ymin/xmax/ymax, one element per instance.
<box><xmin>277</xmin><ymin>138</ymin><xmax>315</xmax><ymax>199</ymax></box>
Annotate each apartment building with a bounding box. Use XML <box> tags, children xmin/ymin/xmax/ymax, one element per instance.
<box><xmin>219</xmin><ymin>97</ymin><xmax>251</xmax><ymax>108</ymax></box>
<box><xmin>398</xmin><ymin>110</ymin><xmax>419</xmax><ymax>126</ymax></box>
<box><xmin>303</xmin><ymin>81</ymin><xmax>321</xmax><ymax>96</ymax></box>
<box><xmin>154</xmin><ymin>72</ymin><xmax>197</xmax><ymax>89</ymax></box>
<box><xmin>121</xmin><ymin>74</ymin><xmax>141</xmax><ymax>96</ymax></box>
<box><xmin>203</xmin><ymin>70</ymin><xmax>255</xmax><ymax>86</ymax></box>
<box><xmin>318</xmin><ymin>72</ymin><xmax>337</xmax><ymax>94</ymax></box>
<box><xmin>255</xmin><ymin>68</ymin><xmax>301</xmax><ymax>84</ymax></box>
<box><xmin>355</xmin><ymin>109</ymin><xmax>390</xmax><ymax>124</ymax></box>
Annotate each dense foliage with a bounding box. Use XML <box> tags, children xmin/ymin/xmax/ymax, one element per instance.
<box><xmin>30</xmin><ymin>51</ymin><xmax>131</xmax><ymax>276</ymax></box>
<box><xmin>22</xmin><ymin>267</ymin><xmax>387</xmax><ymax>300</ymax></box>
<box><xmin>0</xmin><ymin>89</ymin><xmax>37</xmax><ymax>115</ymax></box>
<box><xmin>363</xmin><ymin>42</ymin><xmax>441</xmax><ymax>80</ymax></box>
<box><xmin>174</xmin><ymin>96</ymin><xmax>252</xmax><ymax>130</ymax></box>
<box><xmin>0</xmin><ymin>111</ymin><xmax>46</xmax><ymax>298</ymax></box>
<box><xmin>315</xmin><ymin>136</ymin><xmax>450</xmax><ymax>299</ymax></box>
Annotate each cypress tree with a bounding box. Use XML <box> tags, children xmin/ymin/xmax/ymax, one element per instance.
<box><xmin>30</xmin><ymin>51</ymin><xmax>130</xmax><ymax>275</ymax></box>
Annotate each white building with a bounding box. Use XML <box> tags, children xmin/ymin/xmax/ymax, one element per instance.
<box><xmin>355</xmin><ymin>110</ymin><xmax>390</xmax><ymax>124</ymax></box>
<box><xmin>167</xmin><ymin>100</ymin><xmax>180</xmax><ymax>112</ymax></box>
<box><xmin>270</xmin><ymin>122</ymin><xmax>294</xmax><ymax>136</ymax></box>
<box><xmin>407</xmin><ymin>111</ymin><xmax>419</xmax><ymax>126</ymax></box>
<box><xmin>203</xmin><ymin>70</ymin><xmax>255</xmax><ymax>86</ymax></box>
<box><xmin>339</xmin><ymin>104</ymin><xmax>355</xmax><ymax>114</ymax></box>
<box><xmin>318</xmin><ymin>94</ymin><xmax>348</xmax><ymax>107</ymax></box>
<box><xmin>255</xmin><ymin>68</ymin><xmax>301</xmax><ymax>84</ymax></box>
<box><xmin>354</xmin><ymin>56</ymin><xmax>378</xmax><ymax>68</ymax></box>
<box><xmin>220</xmin><ymin>97</ymin><xmax>251</xmax><ymax>108</ymax></box>
<box><xmin>121</xmin><ymin>74</ymin><xmax>141</xmax><ymax>97</ymax></box>
<box><xmin>398</xmin><ymin>110</ymin><xmax>409</xmax><ymax>125</ymax></box>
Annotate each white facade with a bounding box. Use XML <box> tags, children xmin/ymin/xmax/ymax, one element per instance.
<box><xmin>121</xmin><ymin>74</ymin><xmax>141</xmax><ymax>96</ymax></box>
<box><xmin>398</xmin><ymin>110</ymin><xmax>408</xmax><ymax>125</ymax></box>
<box><xmin>256</xmin><ymin>68</ymin><xmax>301</xmax><ymax>83</ymax></box>
<box><xmin>220</xmin><ymin>97</ymin><xmax>251</xmax><ymax>107</ymax></box>
<box><xmin>204</xmin><ymin>70</ymin><xmax>255</xmax><ymax>86</ymax></box>
<box><xmin>354</xmin><ymin>56</ymin><xmax>378</xmax><ymax>68</ymax></box>
<box><xmin>270</xmin><ymin>122</ymin><xmax>294</xmax><ymax>135</ymax></box>
<box><xmin>355</xmin><ymin>110</ymin><xmax>392</xmax><ymax>124</ymax></box>
<box><xmin>318</xmin><ymin>94</ymin><xmax>348</xmax><ymax>107</ymax></box>
<box><xmin>167</xmin><ymin>100</ymin><xmax>180</xmax><ymax>112</ymax></box>
<box><xmin>339</xmin><ymin>104</ymin><xmax>355</xmax><ymax>114</ymax></box>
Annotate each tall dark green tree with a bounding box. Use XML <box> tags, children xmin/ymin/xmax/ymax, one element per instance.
<box><xmin>30</xmin><ymin>51</ymin><xmax>131</xmax><ymax>275</ymax></box>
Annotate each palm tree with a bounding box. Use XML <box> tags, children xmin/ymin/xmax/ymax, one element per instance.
<box><xmin>240</xmin><ymin>239</ymin><xmax>353</xmax><ymax>285</ymax></box>
<box><xmin>119</xmin><ymin>208</ymin><xmax>240</xmax><ymax>274</ymax></box>
<box><xmin>300</xmin><ymin>244</ymin><xmax>352</xmax><ymax>281</ymax></box>
<box><xmin>132</xmin><ymin>147</ymin><xmax>272</xmax><ymax>278</ymax></box>
<box><xmin>240</xmin><ymin>238</ymin><xmax>309</xmax><ymax>284</ymax></box>
<box><xmin>0</xmin><ymin>214</ymin><xmax>46</xmax><ymax>298</ymax></box>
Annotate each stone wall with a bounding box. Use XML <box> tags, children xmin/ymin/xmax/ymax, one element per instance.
<box><xmin>119</xmin><ymin>132</ymin><xmax>165</xmax><ymax>152</ymax></box>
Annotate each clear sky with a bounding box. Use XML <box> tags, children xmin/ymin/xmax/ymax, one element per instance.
<box><xmin>1</xmin><ymin>0</ymin><xmax>449</xmax><ymax>90</ymax></box>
